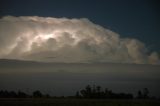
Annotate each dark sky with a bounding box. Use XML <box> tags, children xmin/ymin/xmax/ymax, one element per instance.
<box><xmin>0</xmin><ymin>0</ymin><xmax>160</xmax><ymax>96</ymax></box>
<box><xmin>0</xmin><ymin>0</ymin><xmax>160</xmax><ymax>52</ymax></box>
<box><xmin>0</xmin><ymin>60</ymin><xmax>160</xmax><ymax>96</ymax></box>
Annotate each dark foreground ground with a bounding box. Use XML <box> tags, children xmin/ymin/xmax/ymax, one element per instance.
<box><xmin>0</xmin><ymin>98</ymin><xmax>160</xmax><ymax>106</ymax></box>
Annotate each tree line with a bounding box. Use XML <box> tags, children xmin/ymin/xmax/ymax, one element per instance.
<box><xmin>75</xmin><ymin>85</ymin><xmax>151</xmax><ymax>99</ymax></box>
<box><xmin>0</xmin><ymin>85</ymin><xmax>152</xmax><ymax>99</ymax></box>
<box><xmin>0</xmin><ymin>90</ymin><xmax>50</xmax><ymax>98</ymax></box>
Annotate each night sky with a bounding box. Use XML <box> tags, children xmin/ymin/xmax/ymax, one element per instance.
<box><xmin>0</xmin><ymin>0</ymin><xmax>160</xmax><ymax>51</ymax></box>
<box><xmin>0</xmin><ymin>0</ymin><xmax>160</xmax><ymax>97</ymax></box>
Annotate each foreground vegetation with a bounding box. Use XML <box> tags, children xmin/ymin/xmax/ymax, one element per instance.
<box><xmin>0</xmin><ymin>85</ymin><xmax>152</xmax><ymax>99</ymax></box>
<box><xmin>0</xmin><ymin>85</ymin><xmax>159</xmax><ymax>106</ymax></box>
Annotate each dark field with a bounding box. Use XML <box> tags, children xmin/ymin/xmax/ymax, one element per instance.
<box><xmin>0</xmin><ymin>98</ymin><xmax>160</xmax><ymax>106</ymax></box>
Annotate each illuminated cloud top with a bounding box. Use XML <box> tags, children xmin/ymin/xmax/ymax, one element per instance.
<box><xmin>0</xmin><ymin>16</ymin><xmax>159</xmax><ymax>64</ymax></box>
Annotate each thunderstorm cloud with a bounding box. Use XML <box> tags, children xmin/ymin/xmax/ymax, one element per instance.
<box><xmin>0</xmin><ymin>16</ymin><xmax>159</xmax><ymax>64</ymax></box>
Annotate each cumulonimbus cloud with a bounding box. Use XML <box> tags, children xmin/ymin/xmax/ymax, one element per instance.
<box><xmin>0</xmin><ymin>16</ymin><xmax>159</xmax><ymax>64</ymax></box>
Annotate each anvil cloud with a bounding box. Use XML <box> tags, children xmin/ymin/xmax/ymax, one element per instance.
<box><xmin>0</xmin><ymin>16</ymin><xmax>159</xmax><ymax>64</ymax></box>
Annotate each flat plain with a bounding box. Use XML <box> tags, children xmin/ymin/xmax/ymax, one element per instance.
<box><xmin>0</xmin><ymin>98</ymin><xmax>160</xmax><ymax>106</ymax></box>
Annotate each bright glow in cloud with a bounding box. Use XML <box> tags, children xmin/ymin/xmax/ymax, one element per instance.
<box><xmin>0</xmin><ymin>16</ymin><xmax>159</xmax><ymax>64</ymax></box>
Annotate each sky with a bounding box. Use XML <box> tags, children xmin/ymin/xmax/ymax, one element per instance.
<box><xmin>0</xmin><ymin>60</ymin><xmax>160</xmax><ymax>96</ymax></box>
<box><xmin>0</xmin><ymin>0</ymin><xmax>159</xmax><ymax>51</ymax></box>
<box><xmin>0</xmin><ymin>0</ymin><xmax>160</xmax><ymax>64</ymax></box>
<box><xmin>0</xmin><ymin>0</ymin><xmax>160</xmax><ymax>97</ymax></box>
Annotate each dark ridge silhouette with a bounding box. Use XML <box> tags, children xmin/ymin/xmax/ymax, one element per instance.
<box><xmin>0</xmin><ymin>85</ymin><xmax>155</xmax><ymax>99</ymax></box>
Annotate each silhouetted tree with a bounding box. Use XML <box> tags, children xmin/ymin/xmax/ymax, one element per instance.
<box><xmin>85</xmin><ymin>85</ymin><xmax>92</xmax><ymax>97</ymax></box>
<box><xmin>80</xmin><ymin>85</ymin><xmax>92</xmax><ymax>98</ymax></box>
<box><xmin>96</xmin><ymin>86</ymin><xmax>101</xmax><ymax>93</ymax></box>
<box><xmin>10</xmin><ymin>91</ymin><xmax>17</xmax><ymax>98</ymax></box>
<box><xmin>78</xmin><ymin>84</ymin><xmax>133</xmax><ymax>99</ymax></box>
<box><xmin>143</xmin><ymin>88</ymin><xmax>149</xmax><ymax>98</ymax></box>
<box><xmin>0</xmin><ymin>90</ymin><xmax>17</xmax><ymax>98</ymax></box>
<box><xmin>137</xmin><ymin>90</ymin><xmax>142</xmax><ymax>99</ymax></box>
<box><xmin>0</xmin><ymin>90</ymin><xmax>6</xmax><ymax>98</ymax></box>
<box><xmin>45</xmin><ymin>94</ymin><xmax>51</xmax><ymax>98</ymax></box>
<box><xmin>75</xmin><ymin>91</ymin><xmax>81</xmax><ymax>98</ymax></box>
<box><xmin>17</xmin><ymin>90</ymin><xmax>27</xmax><ymax>98</ymax></box>
<box><xmin>4</xmin><ymin>90</ymin><xmax>9</xmax><ymax>98</ymax></box>
<box><xmin>104</xmin><ymin>88</ymin><xmax>112</xmax><ymax>98</ymax></box>
<box><xmin>33</xmin><ymin>90</ymin><xmax>42</xmax><ymax>98</ymax></box>
<box><xmin>137</xmin><ymin>88</ymin><xmax>150</xmax><ymax>99</ymax></box>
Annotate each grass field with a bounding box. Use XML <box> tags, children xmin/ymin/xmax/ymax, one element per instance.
<box><xmin>0</xmin><ymin>98</ymin><xmax>160</xmax><ymax>106</ymax></box>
